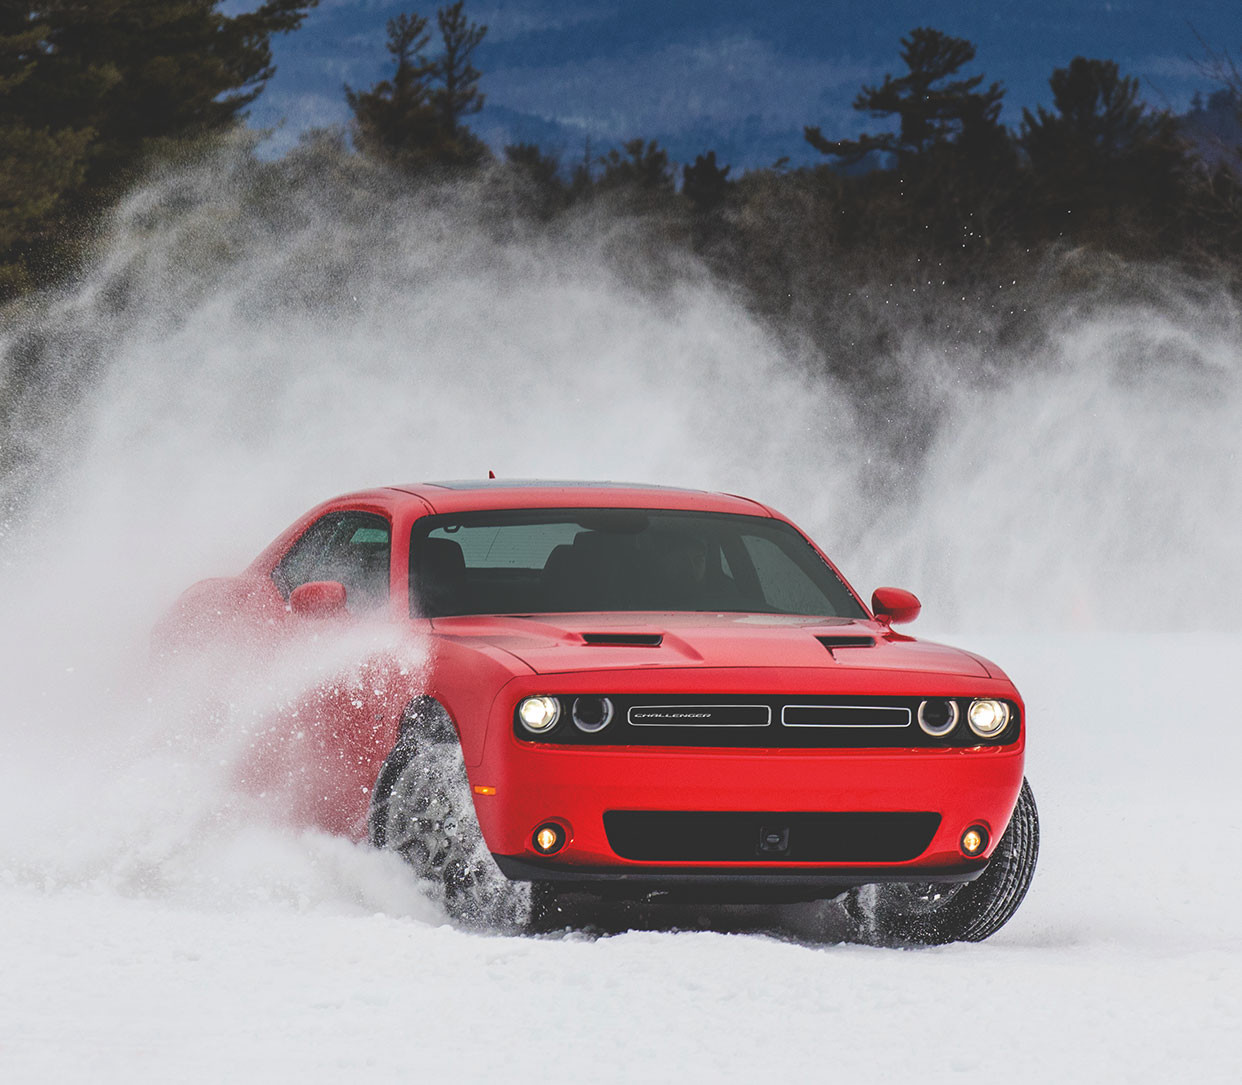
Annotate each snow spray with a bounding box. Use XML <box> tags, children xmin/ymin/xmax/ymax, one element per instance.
<box><xmin>1</xmin><ymin>141</ymin><xmax>1239</xmax><ymax>910</ymax></box>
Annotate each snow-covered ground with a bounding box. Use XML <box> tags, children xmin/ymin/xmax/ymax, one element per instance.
<box><xmin>2</xmin><ymin>632</ymin><xmax>1238</xmax><ymax>1083</ymax></box>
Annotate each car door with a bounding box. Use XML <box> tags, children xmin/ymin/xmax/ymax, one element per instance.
<box><xmin>249</xmin><ymin>509</ymin><xmax>404</xmax><ymax>834</ymax></box>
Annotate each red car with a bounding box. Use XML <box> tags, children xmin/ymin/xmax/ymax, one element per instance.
<box><xmin>159</xmin><ymin>480</ymin><xmax>1038</xmax><ymax>943</ymax></box>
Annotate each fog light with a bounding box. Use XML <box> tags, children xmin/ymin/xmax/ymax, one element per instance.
<box><xmin>533</xmin><ymin>823</ymin><xmax>565</xmax><ymax>854</ymax></box>
<box><xmin>967</xmin><ymin>698</ymin><xmax>1010</xmax><ymax>738</ymax></box>
<box><xmin>961</xmin><ymin>825</ymin><xmax>989</xmax><ymax>857</ymax></box>
<box><xmin>518</xmin><ymin>695</ymin><xmax>561</xmax><ymax>733</ymax></box>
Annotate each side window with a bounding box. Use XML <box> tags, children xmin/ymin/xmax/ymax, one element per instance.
<box><xmin>274</xmin><ymin>512</ymin><xmax>391</xmax><ymax>613</ymax></box>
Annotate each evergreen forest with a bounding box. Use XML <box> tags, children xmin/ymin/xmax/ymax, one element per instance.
<box><xmin>4</xmin><ymin>2</ymin><xmax>1242</xmax><ymax>452</ymax></box>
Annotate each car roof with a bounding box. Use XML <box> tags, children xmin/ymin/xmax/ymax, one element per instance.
<box><xmin>384</xmin><ymin>480</ymin><xmax>775</xmax><ymax>517</ymax></box>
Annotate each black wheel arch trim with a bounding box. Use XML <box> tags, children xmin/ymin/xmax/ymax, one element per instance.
<box><xmin>368</xmin><ymin>694</ymin><xmax>462</xmax><ymax>847</ymax></box>
<box><xmin>396</xmin><ymin>693</ymin><xmax>461</xmax><ymax>743</ymax></box>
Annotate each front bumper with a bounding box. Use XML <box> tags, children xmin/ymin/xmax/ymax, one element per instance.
<box><xmin>493</xmin><ymin>853</ymin><xmax>988</xmax><ymax>902</ymax></box>
<box><xmin>471</xmin><ymin>740</ymin><xmax>1025</xmax><ymax>880</ymax></box>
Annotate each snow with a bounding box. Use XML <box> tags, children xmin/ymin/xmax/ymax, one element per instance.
<box><xmin>2</xmin><ymin>152</ymin><xmax>1241</xmax><ymax>1081</ymax></box>
<box><xmin>2</xmin><ymin>633</ymin><xmax>1239</xmax><ymax>1084</ymax></box>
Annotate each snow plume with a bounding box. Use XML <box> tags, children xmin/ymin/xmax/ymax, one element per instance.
<box><xmin>865</xmin><ymin>288</ymin><xmax>1242</xmax><ymax>630</ymax></box>
<box><xmin>0</xmin><ymin>137</ymin><xmax>868</xmax><ymax>912</ymax></box>
<box><xmin>0</xmin><ymin>138</ymin><xmax>1239</xmax><ymax>909</ymax></box>
<box><xmin>0</xmin><ymin>597</ymin><xmax>435</xmax><ymax>915</ymax></box>
<box><xmin>3</xmin><ymin>142</ymin><xmax>1239</xmax><ymax>633</ymax></box>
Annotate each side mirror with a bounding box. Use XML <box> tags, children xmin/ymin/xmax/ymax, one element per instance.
<box><xmin>871</xmin><ymin>586</ymin><xmax>921</xmax><ymax>625</ymax></box>
<box><xmin>290</xmin><ymin>580</ymin><xmax>348</xmax><ymax>618</ymax></box>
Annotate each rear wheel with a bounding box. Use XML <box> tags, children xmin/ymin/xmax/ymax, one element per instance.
<box><xmin>369</xmin><ymin>698</ymin><xmax>529</xmax><ymax>930</ymax></box>
<box><xmin>846</xmin><ymin>778</ymin><xmax>1040</xmax><ymax>945</ymax></box>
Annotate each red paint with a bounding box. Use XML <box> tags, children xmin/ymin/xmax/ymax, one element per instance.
<box><xmin>290</xmin><ymin>580</ymin><xmax>347</xmax><ymax>617</ymax></box>
<box><xmin>159</xmin><ymin>482</ymin><xmax>1027</xmax><ymax>878</ymax></box>
<box><xmin>871</xmin><ymin>586</ymin><xmax>922</xmax><ymax>625</ymax></box>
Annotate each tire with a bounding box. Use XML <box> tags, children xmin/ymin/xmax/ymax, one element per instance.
<box><xmin>527</xmin><ymin>881</ymin><xmax>568</xmax><ymax>931</ymax></box>
<box><xmin>369</xmin><ymin>697</ymin><xmax>530</xmax><ymax>930</ymax></box>
<box><xmin>846</xmin><ymin>778</ymin><xmax>1040</xmax><ymax>945</ymax></box>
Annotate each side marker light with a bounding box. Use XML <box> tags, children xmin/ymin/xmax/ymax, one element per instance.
<box><xmin>472</xmin><ymin>785</ymin><xmax>496</xmax><ymax>796</ymax></box>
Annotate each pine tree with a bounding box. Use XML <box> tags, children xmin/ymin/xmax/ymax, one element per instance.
<box><xmin>0</xmin><ymin>3</ymin><xmax>43</xmax><ymax>94</ymax></box>
<box><xmin>432</xmin><ymin>2</ymin><xmax>486</xmax><ymax>131</ymax></box>
<box><xmin>15</xmin><ymin>1</ymin><xmax>316</xmax><ymax>188</ymax></box>
<box><xmin>682</xmin><ymin>152</ymin><xmax>732</xmax><ymax>213</ymax></box>
<box><xmin>803</xmin><ymin>28</ymin><xmax>1016</xmax><ymax>253</ymax></box>
<box><xmin>346</xmin><ymin>3</ymin><xmax>489</xmax><ymax>173</ymax></box>
<box><xmin>346</xmin><ymin>13</ymin><xmax>439</xmax><ymax>163</ymax></box>
<box><xmin>1022</xmin><ymin>58</ymin><xmax>1170</xmax><ymax>166</ymax></box>
<box><xmin>597</xmin><ymin>139</ymin><xmax>673</xmax><ymax>191</ymax></box>
<box><xmin>0</xmin><ymin>0</ymin><xmax>316</xmax><ymax>296</ymax></box>
<box><xmin>1020</xmin><ymin>57</ymin><xmax>1188</xmax><ymax>247</ymax></box>
<box><xmin>805</xmin><ymin>28</ymin><xmax>1005</xmax><ymax>168</ymax></box>
<box><xmin>0</xmin><ymin>7</ymin><xmax>91</xmax><ymax>289</ymax></box>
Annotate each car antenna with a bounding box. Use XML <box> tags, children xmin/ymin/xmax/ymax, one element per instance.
<box><xmin>488</xmin><ymin>469</ymin><xmax>496</xmax><ymax>479</ymax></box>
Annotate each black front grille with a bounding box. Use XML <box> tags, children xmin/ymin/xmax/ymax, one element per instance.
<box><xmin>603</xmin><ymin>811</ymin><xmax>941</xmax><ymax>862</ymax></box>
<box><xmin>628</xmin><ymin>704</ymin><xmax>772</xmax><ymax>727</ymax></box>
<box><xmin>514</xmin><ymin>694</ymin><xmax>1020</xmax><ymax>747</ymax></box>
<box><xmin>781</xmin><ymin>703</ymin><xmax>910</xmax><ymax>728</ymax></box>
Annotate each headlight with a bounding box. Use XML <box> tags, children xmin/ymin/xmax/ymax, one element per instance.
<box><xmin>967</xmin><ymin>698</ymin><xmax>1010</xmax><ymax>738</ymax></box>
<box><xmin>518</xmin><ymin>695</ymin><xmax>561</xmax><ymax>733</ymax></box>
<box><xmin>917</xmin><ymin>698</ymin><xmax>959</xmax><ymax>737</ymax></box>
<box><xmin>572</xmin><ymin>695</ymin><xmax>614</xmax><ymax>733</ymax></box>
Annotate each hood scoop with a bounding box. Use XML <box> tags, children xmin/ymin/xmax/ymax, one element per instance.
<box><xmin>581</xmin><ymin>632</ymin><xmax>664</xmax><ymax>647</ymax></box>
<box><xmin>816</xmin><ymin>634</ymin><xmax>877</xmax><ymax>651</ymax></box>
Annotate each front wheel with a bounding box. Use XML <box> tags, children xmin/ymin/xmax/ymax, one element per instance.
<box><xmin>368</xmin><ymin>698</ymin><xmax>529</xmax><ymax>930</ymax></box>
<box><xmin>846</xmin><ymin>778</ymin><xmax>1040</xmax><ymax>945</ymax></box>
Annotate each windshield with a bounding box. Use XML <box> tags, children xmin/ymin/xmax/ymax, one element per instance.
<box><xmin>410</xmin><ymin>508</ymin><xmax>865</xmax><ymax>619</ymax></box>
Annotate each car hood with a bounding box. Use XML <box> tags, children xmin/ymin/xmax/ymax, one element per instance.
<box><xmin>429</xmin><ymin>612</ymin><xmax>995</xmax><ymax>679</ymax></box>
